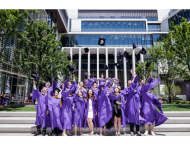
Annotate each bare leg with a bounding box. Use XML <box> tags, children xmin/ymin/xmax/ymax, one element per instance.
<box><xmin>87</xmin><ymin>118</ymin><xmax>92</xmax><ymax>134</ymax></box>
<box><xmin>62</xmin><ymin>129</ymin><xmax>67</xmax><ymax>136</ymax></box>
<box><xmin>103</xmin><ymin>125</ymin><xmax>106</xmax><ymax>135</ymax></box>
<box><xmin>100</xmin><ymin>127</ymin><xmax>102</xmax><ymax>136</ymax></box>
<box><xmin>79</xmin><ymin>128</ymin><xmax>82</xmax><ymax>134</ymax></box>
<box><xmin>114</xmin><ymin>116</ymin><xmax>118</xmax><ymax>134</ymax></box>
<box><xmin>74</xmin><ymin>126</ymin><xmax>77</xmax><ymax>136</ymax></box>
<box><xmin>118</xmin><ymin>118</ymin><xmax>121</xmax><ymax>134</ymax></box>
<box><xmin>91</xmin><ymin>118</ymin><xmax>94</xmax><ymax>133</ymax></box>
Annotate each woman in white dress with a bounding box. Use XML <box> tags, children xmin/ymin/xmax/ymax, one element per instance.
<box><xmin>83</xmin><ymin>89</ymin><xmax>97</xmax><ymax>135</ymax></box>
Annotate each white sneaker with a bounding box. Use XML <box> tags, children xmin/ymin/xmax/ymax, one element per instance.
<box><xmin>130</xmin><ymin>131</ymin><xmax>134</xmax><ymax>136</ymax></box>
<box><xmin>151</xmin><ymin>131</ymin><xmax>156</xmax><ymax>136</ymax></box>
<box><xmin>144</xmin><ymin>130</ymin><xmax>149</xmax><ymax>136</ymax></box>
<box><xmin>62</xmin><ymin>132</ymin><xmax>67</xmax><ymax>136</ymax></box>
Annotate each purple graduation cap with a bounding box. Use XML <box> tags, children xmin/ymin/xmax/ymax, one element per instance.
<box><xmin>68</xmin><ymin>65</ymin><xmax>77</xmax><ymax>74</ymax></box>
<box><xmin>84</xmin><ymin>48</ymin><xmax>89</xmax><ymax>53</ymax></box>
<box><xmin>114</xmin><ymin>62</ymin><xmax>120</xmax><ymax>68</ymax></box>
<box><xmin>82</xmin><ymin>71</ymin><xmax>88</xmax><ymax>75</ymax></box>
<box><xmin>146</xmin><ymin>62</ymin><xmax>152</xmax><ymax>68</ymax></box>
<box><xmin>140</xmin><ymin>47</ymin><xmax>147</xmax><ymax>55</ymax></box>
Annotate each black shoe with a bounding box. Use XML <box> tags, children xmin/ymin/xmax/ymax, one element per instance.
<box><xmin>34</xmin><ymin>126</ymin><xmax>41</xmax><ymax>136</ymax></box>
<box><xmin>42</xmin><ymin>129</ymin><xmax>46</xmax><ymax>136</ymax></box>
<box><xmin>136</xmin><ymin>131</ymin><xmax>141</xmax><ymax>136</ymax></box>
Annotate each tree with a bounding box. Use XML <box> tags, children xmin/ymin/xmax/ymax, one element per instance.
<box><xmin>136</xmin><ymin>61</ymin><xmax>156</xmax><ymax>84</ymax></box>
<box><xmin>0</xmin><ymin>9</ymin><xmax>37</xmax><ymax>61</ymax></box>
<box><xmin>148</xmin><ymin>40</ymin><xmax>183</xmax><ymax>103</ymax></box>
<box><xmin>162</xmin><ymin>85</ymin><xmax>182</xmax><ymax>98</ymax></box>
<box><xmin>13</xmin><ymin>20</ymin><xmax>76</xmax><ymax>86</ymax></box>
<box><xmin>167</xmin><ymin>18</ymin><xmax>190</xmax><ymax>80</ymax></box>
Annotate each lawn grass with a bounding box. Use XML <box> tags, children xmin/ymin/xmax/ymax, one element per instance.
<box><xmin>0</xmin><ymin>106</ymin><xmax>36</xmax><ymax>112</ymax></box>
<box><xmin>1</xmin><ymin>104</ymin><xmax>190</xmax><ymax>112</ymax></box>
<box><xmin>158</xmin><ymin>104</ymin><xmax>190</xmax><ymax>111</ymax></box>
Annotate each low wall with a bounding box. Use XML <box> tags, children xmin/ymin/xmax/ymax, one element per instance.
<box><xmin>176</xmin><ymin>95</ymin><xmax>187</xmax><ymax>101</ymax></box>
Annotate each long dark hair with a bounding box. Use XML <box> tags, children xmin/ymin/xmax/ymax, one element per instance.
<box><xmin>87</xmin><ymin>89</ymin><xmax>95</xmax><ymax>100</ymax></box>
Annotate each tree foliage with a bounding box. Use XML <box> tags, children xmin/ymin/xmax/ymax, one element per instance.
<box><xmin>136</xmin><ymin>61</ymin><xmax>156</xmax><ymax>83</ymax></box>
<box><xmin>162</xmin><ymin>85</ymin><xmax>182</xmax><ymax>98</ymax></box>
<box><xmin>13</xmin><ymin>20</ymin><xmax>76</xmax><ymax>85</ymax></box>
<box><xmin>0</xmin><ymin>9</ymin><xmax>37</xmax><ymax>61</ymax></box>
<box><xmin>168</xmin><ymin>18</ymin><xmax>190</xmax><ymax>80</ymax></box>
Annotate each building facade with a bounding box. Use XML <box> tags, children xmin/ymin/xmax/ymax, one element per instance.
<box><xmin>0</xmin><ymin>9</ymin><xmax>69</xmax><ymax>103</ymax></box>
<box><xmin>60</xmin><ymin>9</ymin><xmax>170</xmax><ymax>92</ymax></box>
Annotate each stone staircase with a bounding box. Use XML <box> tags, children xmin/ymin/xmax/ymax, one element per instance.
<box><xmin>0</xmin><ymin>111</ymin><xmax>190</xmax><ymax>133</ymax></box>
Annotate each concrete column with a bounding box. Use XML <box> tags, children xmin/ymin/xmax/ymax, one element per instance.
<box><xmin>123</xmin><ymin>48</ymin><xmax>127</xmax><ymax>88</ymax></box>
<box><xmin>114</xmin><ymin>48</ymin><xmax>118</xmax><ymax>78</ymax></box>
<box><xmin>88</xmin><ymin>48</ymin><xmax>90</xmax><ymax>73</ymax></box>
<box><xmin>106</xmin><ymin>48</ymin><xmax>108</xmax><ymax>78</ymax></box>
<box><xmin>140</xmin><ymin>52</ymin><xmax>144</xmax><ymax>63</ymax></box>
<box><xmin>78</xmin><ymin>48</ymin><xmax>81</xmax><ymax>82</ymax></box>
<box><xmin>97</xmin><ymin>48</ymin><xmax>99</xmax><ymax>79</ymax></box>
<box><xmin>132</xmin><ymin>48</ymin><xmax>136</xmax><ymax>74</ymax></box>
<box><xmin>70</xmin><ymin>48</ymin><xmax>73</xmax><ymax>61</ymax></box>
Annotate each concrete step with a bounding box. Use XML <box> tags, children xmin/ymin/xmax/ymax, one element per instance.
<box><xmin>0</xmin><ymin>123</ymin><xmax>190</xmax><ymax>133</ymax></box>
<box><xmin>0</xmin><ymin>111</ymin><xmax>190</xmax><ymax>117</ymax></box>
<box><xmin>163</xmin><ymin>111</ymin><xmax>190</xmax><ymax>117</ymax></box>
<box><xmin>0</xmin><ymin>112</ymin><xmax>36</xmax><ymax>117</ymax></box>
<box><xmin>164</xmin><ymin>117</ymin><xmax>190</xmax><ymax>124</ymax></box>
<box><xmin>1</xmin><ymin>117</ymin><xmax>190</xmax><ymax>124</ymax></box>
<box><xmin>0</xmin><ymin>117</ymin><xmax>35</xmax><ymax>124</ymax></box>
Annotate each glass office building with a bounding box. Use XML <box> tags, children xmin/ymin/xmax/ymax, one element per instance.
<box><xmin>62</xmin><ymin>9</ymin><xmax>168</xmax><ymax>90</ymax></box>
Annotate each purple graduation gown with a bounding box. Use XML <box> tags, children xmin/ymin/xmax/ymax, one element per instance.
<box><xmin>140</xmin><ymin>78</ymin><xmax>168</xmax><ymax>126</ymax></box>
<box><xmin>73</xmin><ymin>94</ymin><xmax>86</xmax><ymax>128</ymax></box>
<box><xmin>31</xmin><ymin>89</ymin><xmax>51</xmax><ymax>128</ymax></box>
<box><xmin>61</xmin><ymin>81</ymin><xmax>76</xmax><ymax>130</ymax></box>
<box><xmin>125</xmin><ymin>75</ymin><xmax>142</xmax><ymax>125</ymax></box>
<box><xmin>97</xmin><ymin>81</ymin><xmax>122</xmax><ymax>128</ymax></box>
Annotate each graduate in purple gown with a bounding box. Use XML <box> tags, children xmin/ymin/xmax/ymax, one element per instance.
<box><xmin>98</xmin><ymin>80</ymin><xmax>122</xmax><ymax>136</ymax></box>
<box><xmin>125</xmin><ymin>69</ymin><xmax>142</xmax><ymax>136</ymax></box>
<box><xmin>140</xmin><ymin>71</ymin><xmax>168</xmax><ymax>136</ymax></box>
<box><xmin>61</xmin><ymin>74</ymin><xmax>77</xmax><ymax>136</ymax></box>
<box><xmin>31</xmin><ymin>80</ymin><xmax>51</xmax><ymax>136</ymax></box>
<box><xmin>73</xmin><ymin>82</ymin><xmax>87</xmax><ymax>136</ymax></box>
<box><xmin>83</xmin><ymin>89</ymin><xmax>98</xmax><ymax>135</ymax></box>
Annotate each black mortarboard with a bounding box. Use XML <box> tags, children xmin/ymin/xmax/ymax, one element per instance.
<box><xmin>114</xmin><ymin>63</ymin><xmax>120</xmax><ymax>68</ymax></box>
<box><xmin>67</xmin><ymin>54</ymin><xmax>71</xmax><ymax>60</ymax></box>
<box><xmin>104</xmin><ymin>64</ymin><xmax>109</xmax><ymax>69</ymax></box>
<box><xmin>98</xmin><ymin>38</ymin><xmax>106</xmax><ymax>46</ymax></box>
<box><xmin>136</xmin><ymin>52</ymin><xmax>140</xmax><ymax>61</ymax></box>
<box><xmin>31</xmin><ymin>72</ymin><xmax>38</xmax><ymax>80</ymax></box>
<box><xmin>123</xmin><ymin>51</ymin><xmax>129</xmax><ymax>59</ymax></box>
<box><xmin>53</xmin><ymin>88</ymin><xmax>61</xmax><ymax>93</ymax></box>
<box><xmin>84</xmin><ymin>47</ymin><xmax>89</xmax><ymax>53</ymax></box>
<box><xmin>68</xmin><ymin>65</ymin><xmax>76</xmax><ymax>74</ymax></box>
<box><xmin>140</xmin><ymin>47</ymin><xmax>147</xmax><ymax>55</ymax></box>
<box><xmin>133</xmin><ymin>43</ymin><xmax>137</xmax><ymax>49</ymax></box>
<box><xmin>146</xmin><ymin>62</ymin><xmax>152</xmax><ymax>68</ymax></box>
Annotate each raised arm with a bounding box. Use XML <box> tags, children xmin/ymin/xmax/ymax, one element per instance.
<box><xmin>60</xmin><ymin>76</ymin><xmax>69</xmax><ymax>91</ymax></box>
<box><xmin>31</xmin><ymin>80</ymin><xmax>40</xmax><ymax>101</ymax></box>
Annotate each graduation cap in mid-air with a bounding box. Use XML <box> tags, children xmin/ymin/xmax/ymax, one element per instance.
<box><xmin>68</xmin><ymin>65</ymin><xmax>77</xmax><ymax>74</ymax></box>
<box><xmin>84</xmin><ymin>47</ymin><xmax>89</xmax><ymax>53</ymax></box>
<box><xmin>140</xmin><ymin>47</ymin><xmax>147</xmax><ymax>55</ymax></box>
<box><xmin>31</xmin><ymin>72</ymin><xmax>38</xmax><ymax>81</ymax></box>
<box><xmin>104</xmin><ymin>65</ymin><xmax>109</xmax><ymax>69</ymax></box>
<box><xmin>123</xmin><ymin>51</ymin><xmax>129</xmax><ymax>59</ymax></box>
<box><xmin>135</xmin><ymin>52</ymin><xmax>141</xmax><ymax>61</ymax></box>
<box><xmin>133</xmin><ymin>43</ymin><xmax>137</xmax><ymax>49</ymax></box>
<box><xmin>114</xmin><ymin>63</ymin><xmax>120</xmax><ymax>68</ymax></box>
<box><xmin>67</xmin><ymin>54</ymin><xmax>71</xmax><ymax>60</ymax></box>
<box><xmin>146</xmin><ymin>62</ymin><xmax>152</xmax><ymax>68</ymax></box>
<box><xmin>53</xmin><ymin>88</ymin><xmax>61</xmax><ymax>93</ymax></box>
<box><xmin>98</xmin><ymin>38</ymin><xmax>106</xmax><ymax>46</ymax></box>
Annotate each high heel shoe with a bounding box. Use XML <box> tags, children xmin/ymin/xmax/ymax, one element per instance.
<box><xmin>115</xmin><ymin>132</ymin><xmax>118</xmax><ymax>136</ymax></box>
